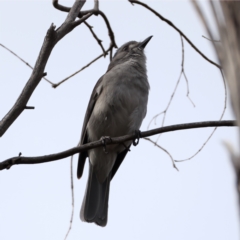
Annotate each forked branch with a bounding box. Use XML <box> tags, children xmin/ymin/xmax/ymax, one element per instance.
<box><xmin>0</xmin><ymin>0</ymin><xmax>91</xmax><ymax>137</ymax></box>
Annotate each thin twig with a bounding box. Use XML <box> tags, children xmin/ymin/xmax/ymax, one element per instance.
<box><xmin>64</xmin><ymin>155</ymin><xmax>75</xmax><ymax>240</ymax></box>
<box><xmin>0</xmin><ymin>0</ymin><xmax>88</xmax><ymax>137</ymax></box>
<box><xmin>97</xmin><ymin>10</ymin><xmax>117</xmax><ymax>48</ymax></box>
<box><xmin>192</xmin><ymin>1</ymin><xmax>216</xmax><ymax>46</ymax></box>
<box><xmin>144</xmin><ymin>137</ymin><xmax>178</xmax><ymax>170</ymax></box>
<box><xmin>84</xmin><ymin>21</ymin><xmax>107</xmax><ymax>56</ymax></box>
<box><xmin>52</xmin><ymin>46</ymin><xmax>111</xmax><ymax>88</ymax></box>
<box><xmin>0</xmin><ymin>43</ymin><xmax>54</xmax><ymax>85</ymax></box>
<box><xmin>202</xmin><ymin>35</ymin><xmax>221</xmax><ymax>43</ymax></box>
<box><xmin>134</xmin><ymin>0</ymin><xmax>226</xmax><ymax>163</ymax></box>
<box><xmin>0</xmin><ymin>120</ymin><xmax>236</xmax><ymax>171</ymax></box>
<box><xmin>180</xmin><ymin>36</ymin><xmax>195</xmax><ymax>107</ymax></box>
<box><xmin>129</xmin><ymin>0</ymin><xmax>221</xmax><ymax>69</ymax></box>
<box><xmin>175</xmin><ymin>69</ymin><xmax>227</xmax><ymax>162</ymax></box>
<box><xmin>182</xmin><ymin>71</ymin><xmax>195</xmax><ymax>107</ymax></box>
<box><xmin>52</xmin><ymin>1</ymin><xmax>117</xmax><ymax>48</ymax></box>
<box><xmin>51</xmin><ymin>0</ymin><xmax>117</xmax><ymax>87</ymax></box>
<box><xmin>147</xmin><ymin>35</ymin><xmax>195</xmax><ymax>132</ymax></box>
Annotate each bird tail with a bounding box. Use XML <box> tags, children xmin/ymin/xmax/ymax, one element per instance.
<box><xmin>80</xmin><ymin>163</ymin><xmax>111</xmax><ymax>227</ymax></box>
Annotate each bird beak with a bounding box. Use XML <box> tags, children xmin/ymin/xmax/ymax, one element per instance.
<box><xmin>138</xmin><ymin>36</ymin><xmax>153</xmax><ymax>49</ymax></box>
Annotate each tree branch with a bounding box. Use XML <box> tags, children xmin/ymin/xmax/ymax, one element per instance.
<box><xmin>53</xmin><ymin>0</ymin><xmax>117</xmax><ymax>49</ymax></box>
<box><xmin>52</xmin><ymin>45</ymin><xmax>112</xmax><ymax>88</ymax></box>
<box><xmin>129</xmin><ymin>0</ymin><xmax>221</xmax><ymax>69</ymax></box>
<box><xmin>0</xmin><ymin>43</ymin><xmax>54</xmax><ymax>85</ymax></box>
<box><xmin>0</xmin><ymin>0</ymin><xmax>88</xmax><ymax>137</ymax></box>
<box><xmin>0</xmin><ymin>120</ymin><xmax>236</xmax><ymax>171</ymax></box>
<box><xmin>84</xmin><ymin>21</ymin><xmax>107</xmax><ymax>56</ymax></box>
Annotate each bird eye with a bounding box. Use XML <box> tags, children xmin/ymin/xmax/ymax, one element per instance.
<box><xmin>122</xmin><ymin>46</ymin><xmax>128</xmax><ymax>51</ymax></box>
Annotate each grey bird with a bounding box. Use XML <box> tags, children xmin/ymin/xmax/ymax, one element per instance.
<box><xmin>77</xmin><ymin>36</ymin><xmax>152</xmax><ymax>227</ymax></box>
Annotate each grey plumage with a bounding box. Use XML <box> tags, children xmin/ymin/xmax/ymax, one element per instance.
<box><xmin>77</xmin><ymin>36</ymin><xmax>152</xmax><ymax>227</ymax></box>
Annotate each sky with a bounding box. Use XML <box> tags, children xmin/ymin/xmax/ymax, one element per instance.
<box><xmin>0</xmin><ymin>1</ymin><xmax>239</xmax><ymax>240</ymax></box>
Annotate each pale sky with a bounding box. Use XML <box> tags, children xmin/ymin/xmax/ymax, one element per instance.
<box><xmin>0</xmin><ymin>1</ymin><xmax>239</xmax><ymax>240</ymax></box>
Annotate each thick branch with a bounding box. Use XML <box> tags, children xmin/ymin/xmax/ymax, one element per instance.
<box><xmin>0</xmin><ymin>0</ymin><xmax>88</xmax><ymax>137</ymax></box>
<box><xmin>0</xmin><ymin>120</ymin><xmax>236</xmax><ymax>171</ymax></box>
<box><xmin>0</xmin><ymin>23</ymin><xmax>57</xmax><ymax>137</ymax></box>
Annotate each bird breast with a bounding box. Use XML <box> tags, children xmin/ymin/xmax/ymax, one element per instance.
<box><xmin>87</xmin><ymin>62</ymin><xmax>149</xmax><ymax>142</ymax></box>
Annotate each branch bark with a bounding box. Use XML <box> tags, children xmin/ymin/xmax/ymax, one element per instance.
<box><xmin>0</xmin><ymin>0</ymin><xmax>89</xmax><ymax>137</ymax></box>
<box><xmin>0</xmin><ymin>120</ymin><xmax>236</xmax><ymax>171</ymax></box>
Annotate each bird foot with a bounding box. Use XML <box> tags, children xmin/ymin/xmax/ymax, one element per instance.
<box><xmin>100</xmin><ymin>136</ymin><xmax>112</xmax><ymax>154</ymax></box>
<box><xmin>133</xmin><ymin>130</ymin><xmax>142</xmax><ymax>146</ymax></box>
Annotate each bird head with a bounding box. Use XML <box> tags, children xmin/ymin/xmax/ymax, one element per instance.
<box><xmin>107</xmin><ymin>36</ymin><xmax>152</xmax><ymax>71</ymax></box>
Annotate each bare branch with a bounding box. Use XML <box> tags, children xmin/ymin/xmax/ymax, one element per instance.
<box><xmin>52</xmin><ymin>0</ymin><xmax>70</xmax><ymax>12</ymax></box>
<box><xmin>52</xmin><ymin>0</ymin><xmax>117</xmax><ymax>49</ymax></box>
<box><xmin>51</xmin><ymin>0</ymin><xmax>117</xmax><ymax>86</ymax></box>
<box><xmin>52</xmin><ymin>46</ymin><xmax>112</xmax><ymax>88</ymax></box>
<box><xmin>129</xmin><ymin>0</ymin><xmax>221</xmax><ymax>69</ymax></box>
<box><xmin>147</xmin><ymin>35</ymin><xmax>195</xmax><ymax>131</ymax></box>
<box><xmin>176</xmin><ymin>69</ymin><xmax>227</xmax><ymax>162</ymax></box>
<box><xmin>0</xmin><ymin>120</ymin><xmax>236</xmax><ymax>171</ymax></box>
<box><xmin>180</xmin><ymin>36</ymin><xmax>195</xmax><ymax>107</ymax></box>
<box><xmin>1</xmin><ymin>29</ymin><xmax>108</xmax><ymax>89</ymax></box>
<box><xmin>0</xmin><ymin>0</ymin><xmax>88</xmax><ymax>137</ymax></box>
<box><xmin>144</xmin><ymin>137</ymin><xmax>178</xmax><ymax>170</ymax></box>
<box><xmin>25</xmin><ymin>106</ymin><xmax>35</xmax><ymax>110</ymax></box>
<box><xmin>142</xmin><ymin>1</ymin><xmax>227</xmax><ymax>163</ymax></box>
<box><xmin>97</xmin><ymin>10</ymin><xmax>117</xmax><ymax>48</ymax></box>
<box><xmin>84</xmin><ymin>21</ymin><xmax>107</xmax><ymax>56</ymax></box>
<box><xmin>202</xmin><ymin>35</ymin><xmax>221</xmax><ymax>43</ymax></box>
<box><xmin>94</xmin><ymin>0</ymin><xmax>99</xmax><ymax>11</ymax></box>
<box><xmin>64</xmin><ymin>155</ymin><xmax>75</xmax><ymax>240</ymax></box>
<box><xmin>0</xmin><ymin>43</ymin><xmax>54</xmax><ymax>85</ymax></box>
<box><xmin>72</xmin><ymin>13</ymin><xmax>93</xmax><ymax>28</ymax></box>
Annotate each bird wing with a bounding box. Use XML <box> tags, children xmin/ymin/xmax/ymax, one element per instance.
<box><xmin>77</xmin><ymin>76</ymin><xmax>103</xmax><ymax>179</ymax></box>
<box><xmin>77</xmin><ymin>74</ymin><xmax>131</xmax><ymax>180</ymax></box>
<box><xmin>111</xmin><ymin>145</ymin><xmax>131</xmax><ymax>180</ymax></box>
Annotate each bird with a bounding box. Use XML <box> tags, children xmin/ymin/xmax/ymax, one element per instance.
<box><xmin>77</xmin><ymin>36</ymin><xmax>152</xmax><ymax>227</ymax></box>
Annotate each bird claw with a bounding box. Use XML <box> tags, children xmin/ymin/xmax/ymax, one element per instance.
<box><xmin>101</xmin><ymin>136</ymin><xmax>112</xmax><ymax>154</ymax></box>
<box><xmin>133</xmin><ymin>130</ymin><xmax>141</xmax><ymax>146</ymax></box>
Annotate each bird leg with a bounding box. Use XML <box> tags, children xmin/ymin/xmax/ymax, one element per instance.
<box><xmin>133</xmin><ymin>130</ymin><xmax>142</xmax><ymax>146</ymax></box>
<box><xmin>100</xmin><ymin>136</ymin><xmax>112</xmax><ymax>154</ymax></box>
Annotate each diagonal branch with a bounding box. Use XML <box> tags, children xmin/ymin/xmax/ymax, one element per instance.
<box><xmin>0</xmin><ymin>120</ymin><xmax>236</xmax><ymax>171</ymax></box>
<box><xmin>0</xmin><ymin>43</ymin><xmax>54</xmax><ymax>85</ymax></box>
<box><xmin>52</xmin><ymin>45</ymin><xmax>112</xmax><ymax>88</ymax></box>
<box><xmin>144</xmin><ymin>137</ymin><xmax>178</xmax><ymax>170</ymax></box>
<box><xmin>0</xmin><ymin>0</ymin><xmax>89</xmax><ymax>137</ymax></box>
<box><xmin>84</xmin><ymin>21</ymin><xmax>107</xmax><ymax>56</ymax></box>
<box><xmin>129</xmin><ymin>0</ymin><xmax>221</xmax><ymax>69</ymax></box>
<box><xmin>53</xmin><ymin>0</ymin><xmax>117</xmax><ymax>49</ymax></box>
